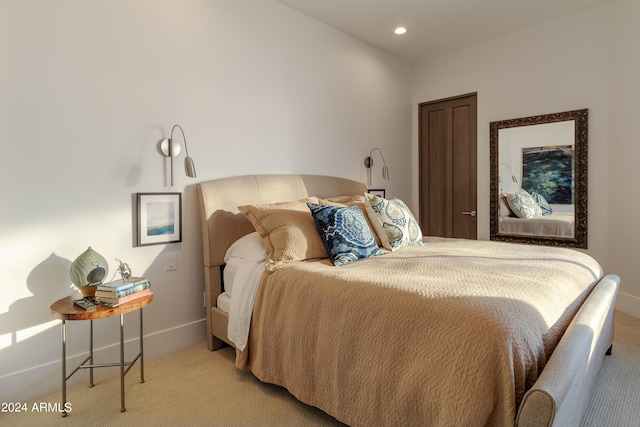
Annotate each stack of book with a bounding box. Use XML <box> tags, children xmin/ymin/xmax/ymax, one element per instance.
<box><xmin>96</xmin><ymin>277</ymin><xmax>151</xmax><ymax>307</ymax></box>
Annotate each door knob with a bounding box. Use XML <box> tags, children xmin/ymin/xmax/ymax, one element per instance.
<box><xmin>462</xmin><ymin>211</ymin><xmax>477</xmax><ymax>217</ymax></box>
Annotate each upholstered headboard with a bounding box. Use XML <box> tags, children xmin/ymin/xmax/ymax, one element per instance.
<box><xmin>196</xmin><ymin>174</ymin><xmax>367</xmax><ymax>348</ymax></box>
<box><xmin>197</xmin><ymin>174</ymin><xmax>367</xmax><ymax>267</ymax></box>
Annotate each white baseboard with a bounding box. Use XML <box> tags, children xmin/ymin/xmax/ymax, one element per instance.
<box><xmin>0</xmin><ymin>318</ymin><xmax>206</xmax><ymax>403</ymax></box>
<box><xmin>615</xmin><ymin>291</ymin><xmax>640</xmax><ymax>319</ymax></box>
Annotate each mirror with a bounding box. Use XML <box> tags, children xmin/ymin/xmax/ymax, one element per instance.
<box><xmin>490</xmin><ymin>109</ymin><xmax>588</xmax><ymax>248</ymax></box>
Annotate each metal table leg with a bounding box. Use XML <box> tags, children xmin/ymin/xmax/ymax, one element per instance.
<box><xmin>89</xmin><ymin>319</ymin><xmax>94</xmax><ymax>387</ymax></box>
<box><xmin>120</xmin><ymin>313</ymin><xmax>126</xmax><ymax>412</ymax></box>
<box><xmin>139</xmin><ymin>308</ymin><xmax>145</xmax><ymax>383</ymax></box>
<box><xmin>61</xmin><ymin>320</ymin><xmax>67</xmax><ymax>418</ymax></box>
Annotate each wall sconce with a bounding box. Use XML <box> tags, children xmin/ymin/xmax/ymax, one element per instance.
<box><xmin>498</xmin><ymin>162</ymin><xmax>518</xmax><ymax>193</ymax></box>
<box><xmin>364</xmin><ymin>147</ymin><xmax>390</xmax><ymax>187</ymax></box>
<box><xmin>159</xmin><ymin>124</ymin><xmax>197</xmax><ymax>186</ymax></box>
<box><xmin>499</xmin><ymin>162</ymin><xmax>518</xmax><ymax>184</ymax></box>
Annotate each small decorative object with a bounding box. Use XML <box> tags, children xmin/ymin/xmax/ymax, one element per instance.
<box><xmin>70</xmin><ymin>247</ymin><xmax>109</xmax><ymax>297</ymax></box>
<box><xmin>116</xmin><ymin>258</ymin><xmax>132</xmax><ymax>281</ymax></box>
<box><xmin>136</xmin><ymin>192</ymin><xmax>182</xmax><ymax>246</ymax></box>
<box><xmin>73</xmin><ymin>296</ymin><xmax>98</xmax><ymax>311</ymax></box>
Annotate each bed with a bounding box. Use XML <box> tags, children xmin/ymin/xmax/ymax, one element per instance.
<box><xmin>499</xmin><ymin>212</ymin><xmax>574</xmax><ymax>238</ymax></box>
<box><xmin>197</xmin><ymin>174</ymin><xmax>619</xmax><ymax>427</ymax></box>
<box><xmin>498</xmin><ymin>194</ymin><xmax>575</xmax><ymax>238</ymax></box>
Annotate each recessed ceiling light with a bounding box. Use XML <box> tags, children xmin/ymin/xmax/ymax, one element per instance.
<box><xmin>394</xmin><ymin>27</ymin><xmax>407</xmax><ymax>35</ymax></box>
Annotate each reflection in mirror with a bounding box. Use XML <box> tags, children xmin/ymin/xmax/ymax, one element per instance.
<box><xmin>490</xmin><ymin>109</ymin><xmax>588</xmax><ymax>248</ymax></box>
<box><xmin>499</xmin><ymin>122</ymin><xmax>575</xmax><ymax>238</ymax></box>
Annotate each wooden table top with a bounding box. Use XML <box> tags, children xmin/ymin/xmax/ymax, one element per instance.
<box><xmin>50</xmin><ymin>293</ymin><xmax>154</xmax><ymax>321</ymax></box>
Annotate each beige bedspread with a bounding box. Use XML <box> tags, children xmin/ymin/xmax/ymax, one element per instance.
<box><xmin>239</xmin><ymin>239</ymin><xmax>603</xmax><ymax>427</ymax></box>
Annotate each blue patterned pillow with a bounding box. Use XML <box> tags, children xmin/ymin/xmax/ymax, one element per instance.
<box><xmin>307</xmin><ymin>203</ymin><xmax>383</xmax><ymax>266</ymax></box>
<box><xmin>531</xmin><ymin>192</ymin><xmax>553</xmax><ymax>215</ymax></box>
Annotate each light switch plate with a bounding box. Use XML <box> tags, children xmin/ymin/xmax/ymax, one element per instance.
<box><xmin>166</xmin><ymin>253</ymin><xmax>177</xmax><ymax>271</ymax></box>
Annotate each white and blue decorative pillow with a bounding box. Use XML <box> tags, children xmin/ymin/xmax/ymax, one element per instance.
<box><xmin>531</xmin><ymin>192</ymin><xmax>553</xmax><ymax>215</ymax></box>
<box><xmin>364</xmin><ymin>193</ymin><xmax>423</xmax><ymax>250</ymax></box>
<box><xmin>504</xmin><ymin>189</ymin><xmax>542</xmax><ymax>219</ymax></box>
<box><xmin>307</xmin><ymin>203</ymin><xmax>383</xmax><ymax>266</ymax></box>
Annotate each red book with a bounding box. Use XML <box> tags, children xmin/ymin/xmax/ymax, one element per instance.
<box><xmin>99</xmin><ymin>289</ymin><xmax>152</xmax><ymax>306</ymax></box>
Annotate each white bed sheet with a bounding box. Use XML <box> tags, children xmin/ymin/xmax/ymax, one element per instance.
<box><xmin>225</xmin><ymin>260</ymin><xmax>264</xmax><ymax>351</ymax></box>
<box><xmin>220</xmin><ymin>232</ymin><xmax>268</xmax><ymax>350</ymax></box>
<box><xmin>217</xmin><ymin>292</ymin><xmax>231</xmax><ymax>313</ymax></box>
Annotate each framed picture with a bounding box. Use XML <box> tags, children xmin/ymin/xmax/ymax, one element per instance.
<box><xmin>522</xmin><ymin>145</ymin><xmax>574</xmax><ymax>204</ymax></box>
<box><xmin>136</xmin><ymin>193</ymin><xmax>182</xmax><ymax>246</ymax></box>
<box><xmin>368</xmin><ymin>189</ymin><xmax>386</xmax><ymax>198</ymax></box>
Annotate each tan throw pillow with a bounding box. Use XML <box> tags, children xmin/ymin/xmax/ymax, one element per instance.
<box><xmin>238</xmin><ymin>197</ymin><xmax>326</xmax><ymax>270</ymax></box>
<box><xmin>499</xmin><ymin>195</ymin><xmax>515</xmax><ymax>217</ymax></box>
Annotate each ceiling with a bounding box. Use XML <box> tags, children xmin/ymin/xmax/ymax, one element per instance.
<box><xmin>274</xmin><ymin>0</ymin><xmax>609</xmax><ymax>62</ymax></box>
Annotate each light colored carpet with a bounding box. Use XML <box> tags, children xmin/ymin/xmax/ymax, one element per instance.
<box><xmin>2</xmin><ymin>311</ymin><xmax>638</xmax><ymax>427</ymax></box>
<box><xmin>581</xmin><ymin>310</ymin><xmax>640</xmax><ymax>426</ymax></box>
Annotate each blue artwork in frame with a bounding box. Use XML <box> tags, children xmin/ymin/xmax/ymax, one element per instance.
<box><xmin>521</xmin><ymin>145</ymin><xmax>574</xmax><ymax>204</ymax></box>
<box><xmin>136</xmin><ymin>192</ymin><xmax>182</xmax><ymax>246</ymax></box>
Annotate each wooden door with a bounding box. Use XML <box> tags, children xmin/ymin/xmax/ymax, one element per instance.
<box><xmin>419</xmin><ymin>93</ymin><xmax>477</xmax><ymax>239</ymax></box>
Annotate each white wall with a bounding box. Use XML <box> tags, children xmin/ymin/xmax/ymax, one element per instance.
<box><xmin>0</xmin><ymin>0</ymin><xmax>412</xmax><ymax>402</ymax></box>
<box><xmin>607</xmin><ymin>0</ymin><xmax>640</xmax><ymax>315</ymax></box>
